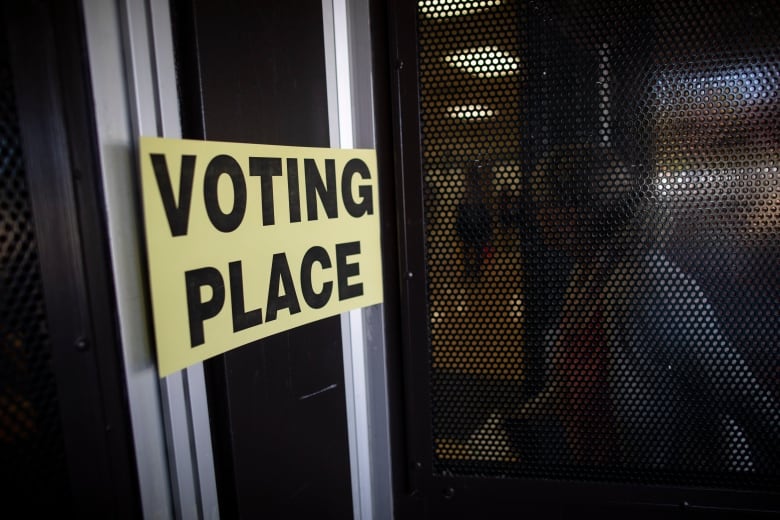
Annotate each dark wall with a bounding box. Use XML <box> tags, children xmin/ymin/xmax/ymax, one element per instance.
<box><xmin>173</xmin><ymin>1</ymin><xmax>353</xmax><ymax>518</ymax></box>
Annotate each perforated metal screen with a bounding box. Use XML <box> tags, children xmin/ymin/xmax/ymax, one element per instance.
<box><xmin>0</xmin><ymin>20</ymin><xmax>69</xmax><ymax>501</ymax></box>
<box><xmin>417</xmin><ymin>0</ymin><xmax>779</xmax><ymax>491</ymax></box>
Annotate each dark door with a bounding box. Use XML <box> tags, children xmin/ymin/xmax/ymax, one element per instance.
<box><xmin>1</xmin><ymin>0</ymin><xmax>138</xmax><ymax>517</ymax></box>
<box><xmin>388</xmin><ymin>0</ymin><xmax>780</xmax><ymax>518</ymax></box>
<box><xmin>171</xmin><ymin>1</ymin><xmax>354</xmax><ymax>518</ymax></box>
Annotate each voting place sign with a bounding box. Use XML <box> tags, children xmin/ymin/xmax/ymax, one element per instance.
<box><xmin>139</xmin><ymin>137</ymin><xmax>383</xmax><ymax>377</ymax></box>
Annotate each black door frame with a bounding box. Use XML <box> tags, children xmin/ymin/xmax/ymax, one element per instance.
<box><xmin>383</xmin><ymin>1</ymin><xmax>780</xmax><ymax>518</ymax></box>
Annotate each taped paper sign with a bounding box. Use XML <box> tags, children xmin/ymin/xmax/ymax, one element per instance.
<box><xmin>139</xmin><ymin>137</ymin><xmax>383</xmax><ymax>377</ymax></box>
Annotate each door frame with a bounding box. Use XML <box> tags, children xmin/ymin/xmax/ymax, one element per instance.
<box><xmin>80</xmin><ymin>0</ymin><xmax>219</xmax><ymax>517</ymax></box>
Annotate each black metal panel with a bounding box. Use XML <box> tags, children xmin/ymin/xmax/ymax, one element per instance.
<box><xmin>386</xmin><ymin>0</ymin><xmax>436</xmax><ymax>509</ymax></box>
<box><xmin>172</xmin><ymin>1</ymin><xmax>354</xmax><ymax>518</ymax></box>
<box><xmin>1</xmin><ymin>0</ymin><xmax>139</xmax><ymax>516</ymax></box>
<box><xmin>0</xmin><ymin>8</ymin><xmax>70</xmax><ymax>511</ymax></box>
<box><xmin>391</xmin><ymin>0</ymin><xmax>780</xmax><ymax>517</ymax></box>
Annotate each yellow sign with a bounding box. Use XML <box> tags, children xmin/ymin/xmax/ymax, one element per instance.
<box><xmin>139</xmin><ymin>137</ymin><xmax>383</xmax><ymax>377</ymax></box>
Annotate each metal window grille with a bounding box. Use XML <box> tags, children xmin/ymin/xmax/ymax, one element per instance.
<box><xmin>0</xmin><ymin>20</ymin><xmax>70</xmax><ymax>503</ymax></box>
<box><xmin>418</xmin><ymin>0</ymin><xmax>779</xmax><ymax>491</ymax></box>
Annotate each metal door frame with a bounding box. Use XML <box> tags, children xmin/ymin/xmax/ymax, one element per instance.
<box><xmin>81</xmin><ymin>0</ymin><xmax>218</xmax><ymax>517</ymax></box>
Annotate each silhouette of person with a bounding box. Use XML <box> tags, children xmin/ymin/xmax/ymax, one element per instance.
<box><xmin>455</xmin><ymin>160</ymin><xmax>493</xmax><ymax>279</ymax></box>
<box><xmin>513</xmin><ymin>143</ymin><xmax>780</xmax><ymax>472</ymax></box>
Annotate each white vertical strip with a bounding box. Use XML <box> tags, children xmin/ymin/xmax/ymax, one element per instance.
<box><xmin>143</xmin><ymin>0</ymin><xmax>219</xmax><ymax>517</ymax></box>
<box><xmin>323</xmin><ymin>1</ymin><xmax>373</xmax><ymax>519</ymax></box>
<box><xmin>115</xmin><ymin>2</ymin><xmax>202</xmax><ymax>516</ymax></box>
<box><xmin>346</xmin><ymin>306</ymin><xmax>373</xmax><ymax>519</ymax></box>
<box><xmin>81</xmin><ymin>0</ymin><xmax>218</xmax><ymax>518</ymax></box>
<box><xmin>322</xmin><ymin>0</ymin><xmax>341</xmax><ymax>148</ymax></box>
<box><xmin>182</xmin><ymin>363</ymin><xmax>219</xmax><ymax>520</ymax></box>
<box><xmin>333</xmin><ymin>0</ymin><xmax>355</xmax><ymax>148</ymax></box>
<box><xmin>81</xmin><ymin>0</ymin><xmax>173</xmax><ymax>517</ymax></box>
<box><xmin>343</xmin><ymin>0</ymin><xmax>394</xmax><ymax>516</ymax></box>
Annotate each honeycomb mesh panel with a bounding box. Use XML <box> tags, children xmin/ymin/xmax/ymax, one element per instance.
<box><xmin>0</xmin><ymin>18</ymin><xmax>70</xmax><ymax>503</ymax></box>
<box><xmin>417</xmin><ymin>0</ymin><xmax>780</xmax><ymax>490</ymax></box>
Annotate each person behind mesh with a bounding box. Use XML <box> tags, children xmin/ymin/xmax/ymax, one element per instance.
<box><xmin>455</xmin><ymin>160</ymin><xmax>493</xmax><ymax>279</ymax></box>
<box><xmin>512</xmin><ymin>143</ymin><xmax>780</xmax><ymax>475</ymax></box>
